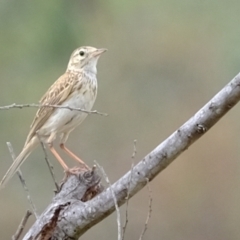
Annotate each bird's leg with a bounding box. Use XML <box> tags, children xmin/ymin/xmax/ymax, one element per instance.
<box><xmin>60</xmin><ymin>132</ymin><xmax>90</xmax><ymax>169</ymax></box>
<box><xmin>47</xmin><ymin>132</ymin><xmax>70</xmax><ymax>172</ymax></box>
<box><xmin>48</xmin><ymin>145</ymin><xmax>69</xmax><ymax>172</ymax></box>
<box><xmin>60</xmin><ymin>143</ymin><xmax>90</xmax><ymax>170</ymax></box>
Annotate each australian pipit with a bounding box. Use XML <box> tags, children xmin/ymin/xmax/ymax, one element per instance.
<box><xmin>0</xmin><ymin>46</ymin><xmax>107</xmax><ymax>188</ymax></box>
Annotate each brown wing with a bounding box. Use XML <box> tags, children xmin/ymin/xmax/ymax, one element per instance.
<box><xmin>24</xmin><ymin>72</ymin><xmax>81</xmax><ymax>146</ymax></box>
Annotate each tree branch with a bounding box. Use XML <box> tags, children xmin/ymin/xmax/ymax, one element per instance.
<box><xmin>139</xmin><ymin>178</ymin><xmax>152</xmax><ymax>240</ymax></box>
<box><xmin>12</xmin><ymin>210</ymin><xmax>32</xmax><ymax>240</ymax></box>
<box><xmin>95</xmin><ymin>161</ymin><xmax>122</xmax><ymax>240</ymax></box>
<box><xmin>23</xmin><ymin>167</ymin><xmax>103</xmax><ymax>239</ymax></box>
<box><xmin>0</xmin><ymin>103</ymin><xmax>107</xmax><ymax>116</ymax></box>
<box><xmin>7</xmin><ymin>142</ymin><xmax>38</xmax><ymax>218</ymax></box>
<box><xmin>23</xmin><ymin>73</ymin><xmax>240</xmax><ymax>239</ymax></box>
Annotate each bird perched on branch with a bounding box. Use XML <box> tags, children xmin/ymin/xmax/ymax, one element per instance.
<box><xmin>0</xmin><ymin>46</ymin><xmax>107</xmax><ymax>188</ymax></box>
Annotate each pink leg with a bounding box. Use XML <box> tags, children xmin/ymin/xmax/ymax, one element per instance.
<box><xmin>60</xmin><ymin>144</ymin><xmax>89</xmax><ymax>169</ymax></box>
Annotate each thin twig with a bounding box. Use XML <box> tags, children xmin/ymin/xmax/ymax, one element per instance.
<box><xmin>36</xmin><ymin>133</ymin><xmax>60</xmax><ymax>193</ymax></box>
<box><xmin>0</xmin><ymin>103</ymin><xmax>108</xmax><ymax>116</ymax></box>
<box><xmin>6</xmin><ymin>142</ymin><xmax>38</xmax><ymax>218</ymax></box>
<box><xmin>122</xmin><ymin>139</ymin><xmax>137</xmax><ymax>240</ymax></box>
<box><xmin>94</xmin><ymin>160</ymin><xmax>122</xmax><ymax>240</ymax></box>
<box><xmin>139</xmin><ymin>178</ymin><xmax>152</xmax><ymax>240</ymax></box>
<box><xmin>131</xmin><ymin>139</ymin><xmax>137</xmax><ymax>159</ymax></box>
<box><xmin>12</xmin><ymin>210</ymin><xmax>32</xmax><ymax>240</ymax></box>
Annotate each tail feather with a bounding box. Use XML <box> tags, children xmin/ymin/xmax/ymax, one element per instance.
<box><xmin>0</xmin><ymin>137</ymin><xmax>38</xmax><ymax>189</ymax></box>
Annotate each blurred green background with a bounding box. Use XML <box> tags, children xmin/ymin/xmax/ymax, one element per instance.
<box><xmin>1</xmin><ymin>0</ymin><xmax>240</xmax><ymax>239</ymax></box>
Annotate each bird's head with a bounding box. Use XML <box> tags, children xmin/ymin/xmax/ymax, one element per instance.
<box><xmin>67</xmin><ymin>46</ymin><xmax>107</xmax><ymax>74</ymax></box>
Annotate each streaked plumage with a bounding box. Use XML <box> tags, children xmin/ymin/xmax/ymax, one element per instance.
<box><xmin>0</xmin><ymin>46</ymin><xmax>106</xmax><ymax>188</ymax></box>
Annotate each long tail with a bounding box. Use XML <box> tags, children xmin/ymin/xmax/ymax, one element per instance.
<box><xmin>0</xmin><ymin>137</ymin><xmax>38</xmax><ymax>189</ymax></box>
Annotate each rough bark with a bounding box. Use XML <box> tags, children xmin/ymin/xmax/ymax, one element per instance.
<box><xmin>23</xmin><ymin>73</ymin><xmax>240</xmax><ymax>239</ymax></box>
<box><xmin>23</xmin><ymin>167</ymin><xmax>103</xmax><ymax>239</ymax></box>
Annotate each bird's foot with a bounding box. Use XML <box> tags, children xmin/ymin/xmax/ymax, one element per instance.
<box><xmin>63</xmin><ymin>166</ymin><xmax>88</xmax><ymax>181</ymax></box>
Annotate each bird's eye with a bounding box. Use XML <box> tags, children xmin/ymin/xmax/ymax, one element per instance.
<box><xmin>79</xmin><ymin>50</ymin><xmax>85</xmax><ymax>56</ymax></box>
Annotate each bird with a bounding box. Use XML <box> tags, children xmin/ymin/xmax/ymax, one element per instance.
<box><xmin>0</xmin><ymin>46</ymin><xmax>107</xmax><ymax>188</ymax></box>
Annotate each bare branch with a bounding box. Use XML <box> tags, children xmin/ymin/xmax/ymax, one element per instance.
<box><xmin>22</xmin><ymin>73</ymin><xmax>240</xmax><ymax>239</ymax></box>
<box><xmin>23</xmin><ymin>167</ymin><xmax>102</xmax><ymax>240</ymax></box>
<box><xmin>36</xmin><ymin>133</ymin><xmax>60</xmax><ymax>193</ymax></box>
<box><xmin>0</xmin><ymin>103</ymin><xmax>108</xmax><ymax>116</ymax></box>
<box><xmin>6</xmin><ymin>142</ymin><xmax>38</xmax><ymax>218</ymax></box>
<box><xmin>122</xmin><ymin>139</ymin><xmax>137</xmax><ymax>240</ymax></box>
<box><xmin>12</xmin><ymin>210</ymin><xmax>32</xmax><ymax>240</ymax></box>
<box><xmin>95</xmin><ymin>161</ymin><xmax>122</xmax><ymax>240</ymax></box>
<box><xmin>131</xmin><ymin>139</ymin><xmax>137</xmax><ymax>159</ymax></box>
<box><xmin>139</xmin><ymin>178</ymin><xmax>152</xmax><ymax>240</ymax></box>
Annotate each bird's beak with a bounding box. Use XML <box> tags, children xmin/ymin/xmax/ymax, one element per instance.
<box><xmin>92</xmin><ymin>48</ymin><xmax>108</xmax><ymax>57</ymax></box>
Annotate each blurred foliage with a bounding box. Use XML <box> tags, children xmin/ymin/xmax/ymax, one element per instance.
<box><xmin>1</xmin><ymin>0</ymin><xmax>240</xmax><ymax>239</ymax></box>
